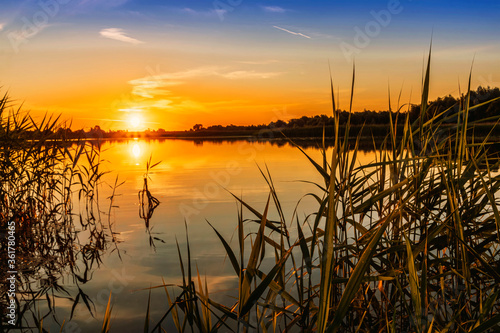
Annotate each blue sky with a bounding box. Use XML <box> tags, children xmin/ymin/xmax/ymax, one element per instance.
<box><xmin>0</xmin><ymin>0</ymin><xmax>499</xmax><ymax>130</ymax></box>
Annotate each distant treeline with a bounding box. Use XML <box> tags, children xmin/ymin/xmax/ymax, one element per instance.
<box><xmin>193</xmin><ymin>86</ymin><xmax>500</xmax><ymax>130</ymax></box>
<box><xmin>30</xmin><ymin>86</ymin><xmax>500</xmax><ymax>140</ymax></box>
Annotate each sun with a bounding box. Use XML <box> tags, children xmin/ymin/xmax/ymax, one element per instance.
<box><xmin>128</xmin><ymin>114</ymin><xmax>143</xmax><ymax>130</ymax></box>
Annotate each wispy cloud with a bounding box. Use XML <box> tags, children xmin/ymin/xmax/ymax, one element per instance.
<box><xmin>79</xmin><ymin>0</ymin><xmax>129</xmax><ymax>8</ymax></box>
<box><xmin>236</xmin><ymin>60</ymin><xmax>279</xmax><ymax>65</ymax></box>
<box><xmin>182</xmin><ymin>7</ymin><xmax>227</xmax><ymax>18</ymax></box>
<box><xmin>128</xmin><ymin>67</ymin><xmax>218</xmax><ymax>98</ymax></box>
<box><xmin>0</xmin><ymin>23</ymin><xmax>5</xmax><ymax>31</ymax></box>
<box><xmin>128</xmin><ymin>77</ymin><xmax>180</xmax><ymax>98</ymax></box>
<box><xmin>118</xmin><ymin>65</ymin><xmax>284</xmax><ymax>121</ymax></box>
<box><xmin>221</xmin><ymin>70</ymin><xmax>281</xmax><ymax>79</ymax></box>
<box><xmin>118</xmin><ymin>107</ymin><xmax>144</xmax><ymax>112</ymax></box>
<box><xmin>99</xmin><ymin>28</ymin><xmax>143</xmax><ymax>44</ymax></box>
<box><xmin>273</xmin><ymin>26</ymin><xmax>311</xmax><ymax>39</ymax></box>
<box><xmin>128</xmin><ymin>66</ymin><xmax>283</xmax><ymax>99</ymax></box>
<box><xmin>262</xmin><ymin>6</ymin><xmax>287</xmax><ymax>13</ymax></box>
<box><xmin>80</xmin><ymin>117</ymin><xmax>130</xmax><ymax>122</ymax></box>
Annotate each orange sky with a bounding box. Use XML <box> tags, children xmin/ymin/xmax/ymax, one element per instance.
<box><xmin>1</xmin><ymin>1</ymin><xmax>499</xmax><ymax>131</ymax></box>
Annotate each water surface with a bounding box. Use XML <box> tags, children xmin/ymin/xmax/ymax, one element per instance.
<box><xmin>15</xmin><ymin>138</ymin><xmax>378</xmax><ymax>332</ymax></box>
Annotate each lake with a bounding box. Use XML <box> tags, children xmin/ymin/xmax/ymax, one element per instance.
<box><xmin>5</xmin><ymin>133</ymin><xmax>500</xmax><ymax>333</ymax></box>
<box><xmin>9</xmin><ymin>138</ymin><xmax>375</xmax><ymax>332</ymax></box>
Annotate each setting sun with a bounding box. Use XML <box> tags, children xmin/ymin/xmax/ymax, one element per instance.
<box><xmin>128</xmin><ymin>114</ymin><xmax>143</xmax><ymax>130</ymax></box>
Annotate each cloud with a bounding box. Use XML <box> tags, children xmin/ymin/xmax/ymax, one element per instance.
<box><xmin>182</xmin><ymin>7</ymin><xmax>199</xmax><ymax>15</ymax></box>
<box><xmin>221</xmin><ymin>70</ymin><xmax>281</xmax><ymax>79</ymax></box>
<box><xmin>128</xmin><ymin>77</ymin><xmax>180</xmax><ymax>98</ymax></box>
<box><xmin>236</xmin><ymin>60</ymin><xmax>279</xmax><ymax>65</ymax></box>
<box><xmin>79</xmin><ymin>0</ymin><xmax>129</xmax><ymax>8</ymax></box>
<box><xmin>181</xmin><ymin>8</ymin><xmax>227</xmax><ymax>18</ymax></box>
<box><xmin>127</xmin><ymin>67</ymin><xmax>221</xmax><ymax>98</ymax></box>
<box><xmin>99</xmin><ymin>28</ymin><xmax>143</xmax><ymax>44</ymax></box>
<box><xmin>80</xmin><ymin>118</ymin><xmax>130</xmax><ymax>122</ymax></box>
<box><xmin>273</xmin><ymin>26</ymin><xmax>311</xmax><ymax>39</ymax></box>
<box><xmin>128</xmin><ymin>66</ymin><xmax>283</xmax><ymax>99</ymax></box>
<box><xmin>262</xmin><ymin>6</ymin><xmax>287</xmax><ymax>13</ymax></box>
<box><xmin>0</xmin><ymin>23</ymin><xmax>4</xmax><ymax>31</ymax></box>
<box><xmin>120</xmin><ymin>64</ymin><xmax>286</xmax><ymax>116</ymax></box>
<box><xmin>118</xmin><ymin>107</ymin><xmax>144</xmax><ymax>112</ymax></box>
<box><xmin>121</xmin><ymin>66</ymin><xmax>283</xmax><ymax>117</ymax></box>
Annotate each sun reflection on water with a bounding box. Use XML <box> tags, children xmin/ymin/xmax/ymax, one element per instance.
<box><xmin>131</xmin><ymin>142</ymin><xmax>143</xmax><ymax>164</ymax></box>
<box><xmin>132</xmin><ymin>144</ymin><xmax>141</xmax><ymax>157</ymax></box>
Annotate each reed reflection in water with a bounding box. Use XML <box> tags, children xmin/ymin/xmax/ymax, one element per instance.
<box><xmin>0</xmin><ymin>119</ymin><xmax>118</xmax><ymax>331</ymax></box>
<box><xmin>2</xmin><ymin>136</ymin><xmax>352</xmax><ymax>332</ymax></box>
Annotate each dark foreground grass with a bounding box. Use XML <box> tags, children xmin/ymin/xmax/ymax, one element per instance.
<box><xmin>0</xmin><ymin>93</ymin><xmax>118</xmax><ymax>331</ymax></box>
<box><xmin>2</xmin><ymin>49</ymin><xmax>500</xmax><ymax>332</ymax></box>
<box><xmin>148</xmin><ymin>53</ymin><xmax>500</xmax><ymax>332</ymax></box>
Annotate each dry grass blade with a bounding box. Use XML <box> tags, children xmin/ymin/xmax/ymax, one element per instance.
<box><xmin>240</xmin><ymin>194</ymin><xmax>271</xmax><ymax>317</ymax></box>
<box><xmin>317</xmin><ymin>68</ymin><xmax>341</xmax><ymax>333</ymax></box>
<box><xmin>468</xmin><ymin>314</ymin><xmax>500</xmax><ymax>333</ymax></box>
<box><xmin>101</xmin><ymin>292</ymin><xmax>112</xmax><ymax>333</ymax></box>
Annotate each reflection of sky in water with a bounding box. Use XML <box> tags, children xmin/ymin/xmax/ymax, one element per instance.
<box><xmin>34</xmin><ymin>139</ymin><xmax>377</xmax><ymax>332</ymax></box>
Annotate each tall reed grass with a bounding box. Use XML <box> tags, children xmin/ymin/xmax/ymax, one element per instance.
<box><xmin>152</xmin><ymin>52</ymin><xmax>500</xmax><ymax>332</ymax></box>
<box><xmin>0</xmin><ymin>93</ymin><xmax>116</xmax><ymax>331</ymax></box>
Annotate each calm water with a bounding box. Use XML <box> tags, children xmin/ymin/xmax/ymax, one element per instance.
<box><xmin>16</xmin><ymin>138</ymin><xmax>378</xmax><ymax>332</ymax></box>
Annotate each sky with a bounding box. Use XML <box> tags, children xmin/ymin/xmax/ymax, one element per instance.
<box><xmin>1</xmin><ymin>0</ymin><xmax>499</xmax><ymax>131</ymax></box>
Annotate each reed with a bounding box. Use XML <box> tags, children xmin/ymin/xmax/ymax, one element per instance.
<box><xmin>154</xmin><ymin>51</ymin><xmax>500</xmax><ymax>332</ymax></box>
<box><xmin>138</xmin><ymin>155</ymin><xmax>161</xmax><ymax>249</ymax></box>
<box><xmin>0</xmin><ymin>93</ymin><xmax>116</xmax><ymax>330</ymax></box>
<box><xmin>3</xmin><ymin>49</ymin><xmax>500</xmax><ymax>331</ymax></box>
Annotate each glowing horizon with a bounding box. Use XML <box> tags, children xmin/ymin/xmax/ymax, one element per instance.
<box><xmin>1</xmin><ymin>0</ymin><xmax>499</xmax><ymax>131</ymax></box>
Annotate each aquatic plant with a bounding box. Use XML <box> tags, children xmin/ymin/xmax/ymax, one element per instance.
<box><xmin>153</xmin><ymin>50</ymin><xmax>500</xmax><ymax>332</ymax></box>
<box><xmin>0</xmin><ymin>93</ymin><xmax>117</xmax><ymax>331</ymax></box>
